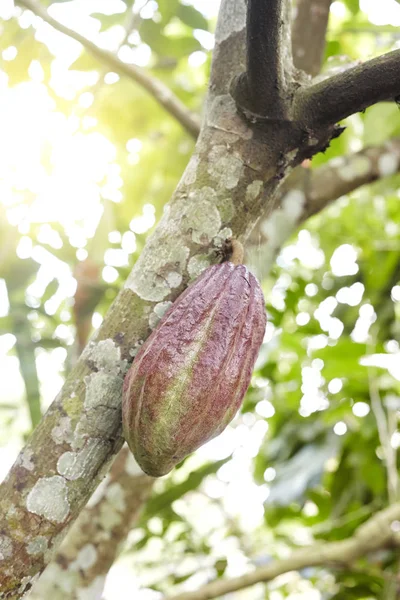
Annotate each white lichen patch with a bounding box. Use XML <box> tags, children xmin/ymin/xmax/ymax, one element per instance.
<box><xmin>215</xmin><ymin>0</ymin><xmax>246</xmax><ymax>43</ymax></box>
<box><xmin>51</xmin><ymin>416</ymin><xmax>72</xmax><ymax>445</ymax></box>
<box><xmin>84</xmin><ymin>339</ymin><xmax>127</xmax><ymax>375</ymax></box>
<box><xmin>0</xmin><ymin>535</ymin><xmax>13</xmax><ymax>560</ymax></box>
<box><xmin>166</xmin><ymin>271</ymin><xmax>182</xmax><ymax>289</ymax></box>
<box><xmin>246</xmin><ymin>180</ymin><xmax>264</xmax><ymax>203</ymax></box>
<box><xmin>84</xmin><ymin>372</ymin><xmax>123</xmax><ymax>411</ymax></box>
<box><xmin>188</xmin><ymin>255</ymin><xmax>211</xmax><ymax>279</ymax></box>
<box><xmin>19</xmin><ymin>448</ymin><xmax>35</xmax><ymax>471</ymax></box>
<box><xmin>105</xmin><ymin>482</ymin><xmax>126</xmax><ymax>512</ymax></box>
<box><xmin>286</xmin><ymin>148</ymin><xmax>299</xmax><ymax>162</ymax></box>
<box><xmin>148</xmin><ymin>313</ymin><xmax>159</xmax><ymax>329</ymax></box>
<box><xmin>207</xmin><ymin>145</ymin><xmax>243</xmax><ymax>190</ymax></box>
<box><xmin>129</xmin><ymin>340</ymin><xmax>143</xmax><ymax>358</ymax></box>
<box><xmin>57</xmin><ymin>439</ymin><xmax>110</xmax><ymax>481</ymax></box>
<box><xmin>126</xmin><ymin>244</ymin><xmax>190</xmax><ymax>302</ymax></box>
<box><xmin>154</xmin><ymin>301</ymin><xmax>173</xmax><ymax>319</ymax></box>
<box><xmin>27</xmin><ymin>476</ymin><xmax>69</xmax><ymax>523</ymax></box>
<box><xmin>149</xmin><ymin>301</ymin><xmax>173</xmax><ymax>329</ymax></box>
<box><xmin>213</xmin><ymin>227</ymin><xmax>233</xmax><ymax>248</ymax></box>
<box><xmin>215</xmin><ymin>196</ymin><xmax>235</xmax><ymax>222</ymax></box>
<box><xmin>182</xmin><ymin>155</ymin><xmax>199</xmax><ymax>186</ymax></box>
<box><xmin>71</xmin><ymin>370</ymin><xmax>124</xmax><ymax>448</ymax></box>
<box><xmin>340</xmin><ymin>156</ymin><xmax>371</xmax><ymax>181</ymax></box>
<box><xmin>26</xmin><ymin>536</ymin><xmax>48</xmax><ymax>556</ymax></box>
<box><xmin>378</xmin><ymin>152</ymin><xmax>399</xmax><ymax>177</ymax></box>
<box><xmin>185</xmin><ymin>187</ymin><xmax>221</xmax><ymax>245</ymax></box>
<box><xmin>71</xmin><ymin>544</ymin><xmax>97</xmax><ymax>571</ymax></box>
<box><xmin>207</xmin><ymin>95</ymin><xmax>253</xmax><ymax>140</ymax></box>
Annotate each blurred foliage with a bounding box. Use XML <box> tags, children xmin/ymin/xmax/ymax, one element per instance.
<box><xmin>1</xmin><ymin>1</ymin><xmax>400</xmax><ymax>599</ymax></box>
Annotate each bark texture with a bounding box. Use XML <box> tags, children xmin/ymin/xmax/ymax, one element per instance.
<box><xmin>28</xmin><ymin>448</ymin><xmax>153</xmax><ymax>600</ymax></box>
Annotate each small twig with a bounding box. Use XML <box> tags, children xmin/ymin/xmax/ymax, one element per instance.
<box><xmin>15</xmin><ymin>0</ymin><xmax>200</xmax><ymax>138</ymax></box>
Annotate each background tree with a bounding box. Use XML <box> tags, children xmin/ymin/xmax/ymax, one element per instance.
<box><xmin>1</xmin><ymin>1</ymin><xmax>400</xmax><ymax>599</ymax></box>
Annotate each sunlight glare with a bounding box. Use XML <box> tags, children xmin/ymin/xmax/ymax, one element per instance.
<box><xmin>361</xmin><ymin>0</ymin><xmax>400</xmax><ymax>25</ymax></box>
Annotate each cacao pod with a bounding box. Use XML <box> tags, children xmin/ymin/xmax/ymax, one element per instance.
<box><xmin>122</xmin><ymin>262</ymin><xmax>266</xmax><ymax>477</ymax></box>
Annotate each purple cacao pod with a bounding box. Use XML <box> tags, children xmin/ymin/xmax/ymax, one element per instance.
<box><xmin>122</xmin><ymin>262</ymin><xmax>266</xmax><ymax>477</ymax></box>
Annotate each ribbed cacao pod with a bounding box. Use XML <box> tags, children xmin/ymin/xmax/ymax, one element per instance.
<box><xmin>122</xmin><ymin>261</ymin><xmax>266</xmax><ymax>477</ymax></box>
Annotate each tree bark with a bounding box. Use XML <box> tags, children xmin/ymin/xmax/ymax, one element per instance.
<box><xmin>292</xmin><ymin>0</ymin><xmax>332</xmax><ymax>76</ymax></box>
<box><xmin>28</xmin><ymin>448</ymin><xmax>153</xmax><ymax>600</ymax></box>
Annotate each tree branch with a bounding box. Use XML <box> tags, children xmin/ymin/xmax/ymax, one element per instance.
<box><xmin>246</xmin><ymin>138</ymin><xmax>400</xmax><ymax>278</ymax></box>
<box><xmin>292</xmin><ymin>0</ymin><xmax>332</xmax><ymax>76</ymax></box>
<box><xmin>208</xmin><ymin>0</ymin><xmax>246</xmax><ymax>98</ymax></box>
<box><xmin>246</xmin><ymin>0</ymin><xmax>291</xmax><ymax>115</ymax></box>
<box><xmin>294</xmin><ymin>50</ymin><xmax>400</xmax><ymax>128</ymax></box>
<box><xmin>304</xmin><ymin>138</ymin><xmax>400</xmax><ymax>219</ymax></box>
<box><xmin>230</xmin><ymin>0</ymin><xmax>293</xmax><ymax>119</ymax></box>
<box><xmin>165</xmin><ymin>503</ymin><xmax>400</xmax><ymax>600</ymax></box>
<box><xmin>15</xmin><ymin>0</ymin><xmax>200</xmax><ymax>139</ymax></box>
<box><xmin>28</xmin><ymin>448</ymin><xmax>154</xmax><ymax>600</ymax></box>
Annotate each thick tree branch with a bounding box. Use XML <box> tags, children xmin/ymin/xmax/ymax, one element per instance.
<box><xmin>246</xmin><ymin>0</ymin><xmax>291</xmax><ymax>115</ymax></box>
<box><xmin>165</xmin><ymin>503</ymin><xmax>400</xmax><ymax>600</ymax></box>
<box><xmin>294</xmin><ymin>50</ymin><xmax>400</xmax><ymax>128</ymax></box>
<box><xmin>230</xmin><ymin>0</ymin><xmax>293</xmax><ymax>119</ymax></box>
<box><xmin>15</xmin><ymin>0</ymin><xmax>201</xmax><ymax>138</ymax></box>
<box><xmin>208</xmin><ymin>0</ymin><xmax>246</xmax><ymax>98</ymax></box>
<box><xmin>28</xmin><ymin>448</ymin><xmax>154</xmax><ymax>600</ymax></box>
<box><xmin>292</xmin><ymin>0</ymin><xmax>332</xmax><ymax>76</ymax></box>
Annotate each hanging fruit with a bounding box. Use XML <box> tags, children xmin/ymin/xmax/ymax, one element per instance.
<box><xmin>123</xmin><ymin>242</ymin><xmax>266</xmax><ymax>476</ymax></box>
